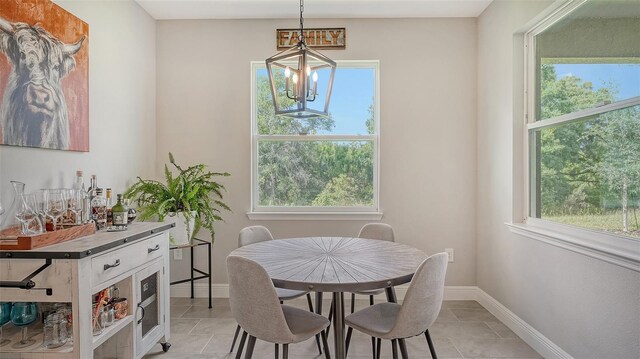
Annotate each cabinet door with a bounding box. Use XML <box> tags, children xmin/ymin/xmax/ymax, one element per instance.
<box><xmin>134</xmin><ymin>258</ymin><xmax>165</xmax><ymax>357</ymax></box>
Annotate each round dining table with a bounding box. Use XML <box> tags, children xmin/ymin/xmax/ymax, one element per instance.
<box><xmin>230</xmin><ymin>236</ymin><xmax>427</xmax><ymax>359</ymax></box>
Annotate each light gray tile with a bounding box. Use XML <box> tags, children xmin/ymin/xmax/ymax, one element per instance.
<box><xmin>452</xmin><ymin>338</ymin><xmax>542</xmax><ymax>358</ymax></box>
<box><xmin>171</xmin><ymin>305</ymin><xmax>191</xmax><ymax>318</ymax></box>
<box><xmin>402</xmin><ymin>336</ymin><xmax>462</xmax><ymax>358</ymax></box>
<box><xmin>201</xmin><ymin>334</ymin><xmax>236</xmax><ymax>354</ymax></box>
<box><xmin>171</xmin><ymin>318</ymin><xmax>201</xmax><ymax>335</ymax></box>
<box><xmin>486</xmin><ymin>321</ymin><xmax>519</xmax><ymax>339</ymax></box>
<box><xmin>450</xmin><ymin>308</ymin><xmax>499</xmax><ymax>322</ymax></box>
<box><xmin>430</xmin><ymin>322</ymin><xmax>500</xmax><ymax>339</ymax></box>
<box><xmin>190</xmin><ymin>317</ymin><xmax>239</xmax><ymax>335</ymax></box>
<box><xmin>161</xmin><ymin>333</ymin><xmax>213</xmax><ymax>354</ymax></box>
<box><xmin>181</xmin><ymin>305</ymin><xmax>233</xmax><ymax>319</ymax></box>
<box><xmin>435</xmin><ymin>308</ymin><xmax>459</xmax><ymax>322</ymax></box>
<box><xmin>442</xmin><ymin>300</ymin><xmax>484</xmax><ymax>309</ymax></box>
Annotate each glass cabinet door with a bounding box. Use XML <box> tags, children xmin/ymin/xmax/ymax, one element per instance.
<box><xmin>135</xmin><ymin>259</ymin><xmax>164</xmax><ymax>356</ymax></box>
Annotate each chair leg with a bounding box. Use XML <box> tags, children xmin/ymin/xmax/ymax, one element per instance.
<box><xmin>376</xmin><ymin>338</ymin><xmax>381</xmax><ymax>359</ymax></box>
<box><xmin>351</xmin><ymin>293</ymin><xmax>356</xmax><ymax>313</ymax></box>
<box><xmin>399</xmin><ymin>337</ymin><xmax>409</xmax><ymax>359</ymax></box>
<box><xmin>326</xmin><ymin>298</ymin><xmax>334</xmax><ymax>337</ymax></box>
<box><xmin>371</xmin><ymin>336</ymin><xmax>376</xmax><ymax>359</ymax></box>
<box><xmin>321</xmin><ymin>329</ymin><xmax>332</xmax><ymax>359</ymax></box>
<box><xmin>392</xmin><ymin>339</ymin><xmax>399</xmax><ymax>359</ymax></box>
<box><xmin>244</xmin><ymin>335</ymin><xmax>256</xmax><ymax>359</ymax></box>
<box><xmin>307</xmin><ymin>293</ymin><xmax>322</xmax><ymax>355</ymax></box>
<box><xmin>230</xmin><ymin>325</ymin><xmax>241</xmax><ymax>352</ymax></box>
<box><xmin>235</xmin><ymin>331</ymin><xmax>247</xmax><ymax>359</ymax></box>
<box><xmin>425</xmin><ymin>330</ymin><xmax>437</xmax><ymax>359</ymax></box>
<box><xmin>275</xmin><ymin>344</ymin><xmax>279</xmax><ymax>359</ymax></box>
<box><xmin>369</xmin><ymin>295</ymin><xmax>374</xmax><ymax>306</ymax></box>
<box><xmin>283</xmin><ymin>343</ymin><xmax>289</xmax><ymax>359</ymax></box>
<box><xmin>345</xmin><ymin>326</ymin><xmax>353</xmax><ymax>356</ymax></box>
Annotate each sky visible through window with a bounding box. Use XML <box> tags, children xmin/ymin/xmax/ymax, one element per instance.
<box><xmin>554</xmin><ymin>63</ymin><xmax>640</xmax><ymax>102</ymax></box>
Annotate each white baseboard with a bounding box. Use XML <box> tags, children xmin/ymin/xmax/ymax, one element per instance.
<box><xmin>475</xmin><ymin>288</ymin><xmax>572</xmax><ymax>359</ymax></box>
<box><xmin>171</xmin><ymin>283</ymin><xmax>571</xmax><ymax>358</ymax></box>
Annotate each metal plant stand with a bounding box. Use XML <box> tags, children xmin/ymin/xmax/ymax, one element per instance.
<box><xmin>169</xmin><ymin>237</ymin><xmax>212</xmax><ymax>308</ymax></box>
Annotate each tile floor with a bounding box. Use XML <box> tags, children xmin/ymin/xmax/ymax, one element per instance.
<box><xmin>144</xmin><ymin>297</ymin><xmax>542</xmax><ymax>359</ymax></box>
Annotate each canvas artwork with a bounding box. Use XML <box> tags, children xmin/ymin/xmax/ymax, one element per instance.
<box><xmin>0</xmin><ymin>0</ymin><xmax>89</xmax><ymax>152</ymax></box>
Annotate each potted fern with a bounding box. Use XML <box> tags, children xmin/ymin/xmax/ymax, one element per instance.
<box><xmin>124</xmin><ymin>153</ymin><xmax>230</xmax><ymax>246</ymax></box>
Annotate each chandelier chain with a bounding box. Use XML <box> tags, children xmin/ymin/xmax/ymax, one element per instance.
<box><xmin>299</xmin><ymin>0</ymin><xmax>305</xmax><ymax>42</ymax></box>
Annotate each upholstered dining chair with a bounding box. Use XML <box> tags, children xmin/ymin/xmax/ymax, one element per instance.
<box><xmin>230</xmin><ymin>226</ymin><xmax>323</xmax><ymax>356</ymax></box>
<box><xmin>227</xmin><ymin>255</ymin><xmax>332</xmax><ymax>359</ymax></box>
<box><xmin>344</xmin><ymin>252</ymin><xmax>448</xmax><ymax>359</ymax></box>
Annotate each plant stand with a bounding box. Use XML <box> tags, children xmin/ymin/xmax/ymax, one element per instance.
<box><xmin>169</xmin><ymin>238</ymin><xmax>212</xmax><ymax>308</ymax></box>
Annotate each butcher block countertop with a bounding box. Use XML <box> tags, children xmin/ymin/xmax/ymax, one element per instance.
<box><xmin>0</xmin><ymin>222</ymin><xmax>174</xmax><ymax>260</ymax></box>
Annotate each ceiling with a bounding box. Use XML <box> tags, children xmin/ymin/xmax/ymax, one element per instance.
<box><xmin>135</xmin><ymin>0</ymin><xmax>493</xmax><ymax>20</ymax></box>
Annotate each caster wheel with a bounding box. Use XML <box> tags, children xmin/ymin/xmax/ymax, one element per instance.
<box><xmin>161</xmin><ymin>342</ymin><xmax>171</xmax><ymax>352</ymax></box>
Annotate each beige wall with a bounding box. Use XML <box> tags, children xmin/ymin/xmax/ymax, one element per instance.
<box><xmin>0</xmin><ymin>1</ymin><xmax>156</xmax><ymax>206</ymax></box>
<box><xmin>477</xmin><ymin>1</ymin><xmax>640</xmax><ymax>358</ymax></box>
<box><xmin>156</xmin><ymin>18</ymin><xmax>478</xmax><ymax>285</ymax></box>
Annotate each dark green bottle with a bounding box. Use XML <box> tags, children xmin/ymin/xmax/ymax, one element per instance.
<box><xmin>112</xmin><ymin>194</ymin><xmax>128</xmax><ymax>227</ymax></box>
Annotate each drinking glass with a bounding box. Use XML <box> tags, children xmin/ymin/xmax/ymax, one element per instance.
<box><xmin>44</xmin><ymin>190</ymin><xmax>67</xmax><ymax>231</ymax></box>
<box><xmin>0</xmin><ymin>302</ymin><xmax>11</xmax><ymax>347</ymax></box>
<box><xmin>10</xmin><ymin>302</ymin><xmax>38</xmax><ymax>348</ymax></box>
<box><xmin>15</xmin><ymin>193</ymin><xmax>44</xmax><ymax>235</ymax></box>
<box><xmin>65</xmin><ymin>190</ymin><xmax>83</xmax><ymax>225</ymax></box>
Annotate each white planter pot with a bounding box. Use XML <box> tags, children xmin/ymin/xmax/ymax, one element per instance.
<box><xmin>169</xmin><ymin>211</ymin><xmax>197</xmax><ymax>246</ymax></box>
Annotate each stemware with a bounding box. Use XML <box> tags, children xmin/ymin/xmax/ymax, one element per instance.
<box><xmin>10</xmin><ymin>302</ymin><xmax>38</xmax><ymax>348</ymax></box>
<box><xmin>65</xmin><ymin>189</ymin><xmax>83</xmax><ymax>225</ymax></box>
<box><xmin>0</xmin><ymin>302</ymin><xmax>12</xmax><ymax>347</ymax></box>
<box><xmin>15</xmin><ymin>193</ymin><xmax>44</xmax><ymax>235</ymax></box>
<box><xmin>44</xmin><ymin>190</ymin><xmax>67</xmax><ymax>231</ymax></box>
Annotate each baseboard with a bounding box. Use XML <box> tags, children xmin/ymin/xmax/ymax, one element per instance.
<box><xmin>169</xmin><ymin>283</ymin><xmax>478</xmax><ymax>301</ymax></box>
<box><xmin>476</xmin><ymin>288</ymin><xmax>572</xmax><ymax>359</ymax></box>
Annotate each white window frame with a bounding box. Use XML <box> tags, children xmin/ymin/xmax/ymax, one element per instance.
<box><xmin>507</xmin><ymin>0</ymin><xmax>640</xmax><ymax>271</ymax></box>
<box><xmin>247</xmin><ymin>60</ymin><xmax>382</xmax><ymax>221</ymax></box>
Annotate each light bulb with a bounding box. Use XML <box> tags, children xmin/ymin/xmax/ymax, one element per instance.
<box><xmin>306</xmin><ymin>66</ymin><xmax>311</xmax><ymax>75</ymax></box>
<box><xmin>313</xmin><ymin>72</ymin><xmax>318</xmax><ymax>82</ymax></box>
<box><xmin>284</xmin><ymin>67</ymin><xmax>291</xmax><ymax>78</ymax></box>
<box><xmin>292</xmin><ymin>73</ymin><xmax>298</xmax><ymax>84</ymax></box>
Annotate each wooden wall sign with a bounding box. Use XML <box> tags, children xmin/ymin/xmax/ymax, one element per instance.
<box><xmin>277</xmin><ymin>28</ymin><xmax>346</xmax><ymax>50</ymax></box>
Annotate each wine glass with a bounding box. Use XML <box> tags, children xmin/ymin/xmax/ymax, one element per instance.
<box><xmin>44</xmin><ymin>190</ymin><xmax>67</xmax><ymax>231</ymax></box>
<box><xmin>15</xmin><ymin>194</ymin><xmax>44</xmax><ymax>235</ymax></box>
<box><xmin>10</xmin><ymin>302</ymin><xmax>38</xmax><ymax>348</ymax></box>
<box><xmin>65</xmin><ymin>189</ymin><xmax>83</xmax><ymax>225</ymax></box>
<box><xmin>0</xmin><ymin>302</ymin><xmax>11</xmax><ymax>347</ymax></box>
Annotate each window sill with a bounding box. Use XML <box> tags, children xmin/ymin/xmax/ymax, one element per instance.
<box><xmin>246</xmin><ymin>211</ymin><xmax>384</xmax><ymax>221</ymax></box>
<box><xmin>505</xmin><ymin>220</ymin><xmax>640</xmax><ymax>272</ymax></box>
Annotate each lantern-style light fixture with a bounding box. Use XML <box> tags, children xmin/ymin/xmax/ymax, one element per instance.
<box><xmin>265</xmin><ymin>0</ymin><xmax>336</xmax><ymax>119</ymax></box>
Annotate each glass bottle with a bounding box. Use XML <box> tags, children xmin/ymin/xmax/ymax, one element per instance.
<box><xmin>105</xmin><ymin>188</ymin><xmax>113</xmax><ymax>227</ymax></box>
<box><xmin>44</xmin><ymin>312</ymin><xmax>68</xmax><ymax>348</ymax></box>
<box><xmin>73</xmin><ymin>171</ymin><xmax>88</xmax><ymax>223</ymax></box>
<box><xmin>0</xmin><ymin>182</ymin><xmax>44</xmax><ymax>237</ymax></box>
<box><xmin>91</xmin><ymin>189</ymin><xmax>107</xmax><ymax>230</ymax></box>
<box><xmin>112</xmin><ymin>194</ymin><xmax>128</xmax><ymax>227</ymax></box>
<box><xmin>125</xmin><ymin>199</ymin><xmax>137</xmax><ymax>224</ymax></box>
<box><xmin>87</xmin><ymin>175</ymin><xmax>97</xmax><ymax>214</ymax></box>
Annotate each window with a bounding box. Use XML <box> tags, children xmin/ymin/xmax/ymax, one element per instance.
<box><xmin>249</xmin><ymin>61</ymin><xmax>380</xmax><ymax>219</ymax></box>
<box><xmin>525</xmin><ymin>0</ymin><xmax>640</xmax><ymax>240</ymax></box>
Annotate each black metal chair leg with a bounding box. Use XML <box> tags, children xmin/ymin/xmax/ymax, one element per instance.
<box><xmin>283</xmin><ymin>344</ymin><xmax>289</xmax><ymax>359</ymax></box>
<box><xmin>275</xmin><ymin>344</ymin><xmax>279</xmax><ymax>359</ymax></box>
<box><xmin>326</xmin><ymin>298</ymin><xmax>334</xmax><ymax>337</ymax></box>
<box><xmin>244</xmin><ymin>335</ymin><xmax>256</xmax><ymax>359</ymax></box>
<box><xmin>425</xmin><ymin>330</ymin><xmax>437</xmax><ymax>359</ymax></box>
<box><xmin>230</xmin><ymin>325</ymin><xmax>241</xmax><ymax>352</ymax></box>
<box><xmin>371</xmin><ymin>336</ymin><xmax>376</xmax><ymax>359</ymax></box>
<box><xmin>369</xmin><ymin>295</ymin><xmax>374</xmax><ymax>305</ymax></box>
<box><xmin>399</xmin><ymin>337</ymin><xmax>409</xmax><ymax>359</ymax></box>
<box><xmin>345</xmin><ymin>326</ymin><xmax>353</xmax><ymax>356</ymax></box>
<box><xmin>307</xmin><ymin>293</ymin><xmax>322</xmax><ymax>355</ymax></box>
<box><xmin>351</xmin><ymin>293</ymin><xmax>356</xmax><ymax>313</ymax></box>
<box><xmin>235</xmin><ymin>331</ymin><xmax>247</xmax><ymax>359</ymax></box>
<box><xmin>392</xmin><ymin>339</ymin><xmax>399</xmax><ymax>359</ymax></box>
<box><xmin>376</xmin><ymin>338</ymin><xmax>381</xmax><ymax>359</ymax></box>
<box><xmin>321</xmin><ymin>329</ymin><xmax>332</xmax><ymax>359</ymax></box>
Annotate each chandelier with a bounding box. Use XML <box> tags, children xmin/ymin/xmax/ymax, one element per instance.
<box><xmin>265</xmin><ymin>0</ymin><xmax>336</xmax><ymax>119</ymax></box>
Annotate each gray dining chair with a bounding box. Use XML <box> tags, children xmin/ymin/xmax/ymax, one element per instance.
<box><xmin>230</xmin><ymin>226</ymin><xmax>323</xmax><ymax>356</ymax></box>
<box><xmin>227</xmin><ymin>255</ymin><xmax>332</xmax><ymax>359</ymax></box>
<box><xmin>344</xmin><ymin>252</ymin><xmax>448</xmax><ymax>359</ymax></box>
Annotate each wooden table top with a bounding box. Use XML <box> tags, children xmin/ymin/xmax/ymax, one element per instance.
<box><xmin>230</xmin><ymin>237</ymin><xmax>427</xmax><ymax>292</ymax></box>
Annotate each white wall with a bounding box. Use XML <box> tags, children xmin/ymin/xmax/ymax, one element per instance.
<box><xmin>156</xmin><ymin>18</ymin><xmax>478</xmax><ymax>285</ymax></box>
<box><xmin>477</xmin><ymin>1</ymin><xmax>640</xmax><ymax>358</ymax></box>
<box><xmin>0</xmin><ymin>1</ymin><xmax>156</xmax><ymax>207</ymax></box>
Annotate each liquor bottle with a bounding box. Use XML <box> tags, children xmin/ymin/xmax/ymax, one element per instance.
<box><xmin>87</xmin><ymin>175</ymin><xmax>97</xmax><ymax>212</ymax></box>
<box><xmin>105</xmin><ymin>188</ymin><xmax>113</xmax><ymax>227</ymax></box>
<box><xmin>111</xmin><ymin>195</ymin><xmax>128</xmax><ymax>227</ymax></box>
<box><xmin>73</xmin><ymin>171</ymin><xmax>88</xmax><ymax>223</ymax></box>
<box><xmin>124</xmin><ymin>199</ymin><xmax>137</xmax><ymax>224</ymax></box>
<box><xmin>91</xmin><ymin>188</ymin><xmax>107</xmax><ymax>230</ymax></box>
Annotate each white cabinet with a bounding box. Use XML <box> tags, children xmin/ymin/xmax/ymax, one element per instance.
<box><xmin>0</xmin><ymin>223</ymin><xmax>172</xmax><ymax>359</ymax></box>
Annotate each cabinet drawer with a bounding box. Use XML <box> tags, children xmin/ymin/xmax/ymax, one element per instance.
<box><xmin>91</xmin><ymin>233</ymin><xmax>166</xmax><ymax>285</ymax></box>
